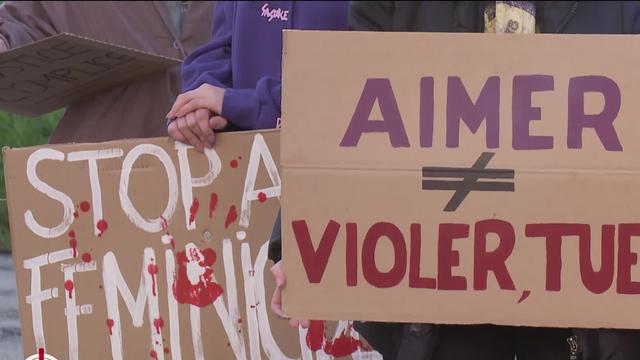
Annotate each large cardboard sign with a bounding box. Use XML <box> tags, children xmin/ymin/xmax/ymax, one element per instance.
<box><xmin>281</xmin><ymin>31</ymin><xmax>640</xmax><ymax>329</ymax></box>
<box><xmin>0</xmin><ymin>33</ymin><xmax>180</xmax><ymax>116</ymax></box>
<box><xmin>3</xmin><ymin>131</ymin><xmax>380</xmax><ymax>359</ymax></box>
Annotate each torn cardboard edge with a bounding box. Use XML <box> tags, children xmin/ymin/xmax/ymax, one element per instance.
<box><xmin>0</xmin><ymin>32</ymin><xmax>182</xmax><ymax>117</ymax></box>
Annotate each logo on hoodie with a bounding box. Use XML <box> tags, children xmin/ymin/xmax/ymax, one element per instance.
<box><xmin>261</xmin><ymin>3</ymin><xmax>289</xmax><ymax>22</ymax></box>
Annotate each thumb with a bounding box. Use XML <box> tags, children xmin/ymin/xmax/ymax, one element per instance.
<box><xmin>270</xmin><ymin>261</ymin><xmax>286</xmax><ymax>288</ymax></box>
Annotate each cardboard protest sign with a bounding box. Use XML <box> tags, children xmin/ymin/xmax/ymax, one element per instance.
<box><xmin>281</xmin><ymin>31</ymin><xmax>640</xmax><ymax>329</ymax></box>
<box><xmin>0</xmin><ymin>33</ymin><xmax>180</xmax><ymax>116</ymax></box>
<box><xmin>3</xmin><ymin>131</ymin><xmax>380</xmax><ymax>359</ymax></box>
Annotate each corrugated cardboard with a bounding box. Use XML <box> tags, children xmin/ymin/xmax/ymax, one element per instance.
<box><xmin>281</xmin><ymin>30</ymin><xmax>640</xmax><ymax>329</ymax></box>
<box><xmin>0</xmin><ymin>33</ymin><xmax>180</xmax><ymax>116</ymax></box>
<box><xmin>3</xmin><ymin>131</ymin><xmax>380</xmax><ymax>359</ymax></box>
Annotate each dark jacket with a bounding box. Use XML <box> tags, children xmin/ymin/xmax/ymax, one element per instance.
<box><xmin>349</xmin><ymin>1</ymin><xmax>640</xmax><ymax>34</ymax></box>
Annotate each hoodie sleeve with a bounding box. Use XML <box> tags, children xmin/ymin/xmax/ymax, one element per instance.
<box><xmin>181</xmin><ymin>3</ymin><xmax>234</xmax><ymax>91</ymax></box>
<box><xmin>0</xmin><ymin>1</ymin><xmax>58</xmax><ymax>48</ymax></box>
<box><xmin>181</xmin><ymin>2</ymin><xmax>280</xmax><ymax>130</ymax></box>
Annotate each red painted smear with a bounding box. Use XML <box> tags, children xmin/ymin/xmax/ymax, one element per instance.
<box><xmin>324</xmin><ymin>329</ymin><xmax>368</xmax><ymax>357</ymax></box>
<box><xmin>80</xmin><ymin>201</ymin><xmax>91</xmax><ymax>213</ymax></box>
<box><xmin>189</xmin><ymin>198</ymin><xmax>200</xmax><ymax>225</ymax></box>
<box><xmin>39</xmin><ymin>348</ymin><xmax>45</xmax><ymax>360</ymax></box>
<box><xmin>69</xmin><ymin>239</ymin><xmax>78</xmax><ymax>258</ymax></box>
<box><xmin>97</xmin><ymin>219</ymin><xmax>108</xmax><ymax>237</ymax></box>
<box><xmin>230</xmin><ymin>159</ymin><xmax>238</xmax><ymax>168</ymax></box>
<box><xmin>170</xmin><ymin>237</ymin><xmax>175</xmax><ymax>250</ymax></box>
<box><xmin>306</xmin><ymin>320</ymin><xmax>325</xmax><ymax>352</ymax></box>
<box><xmin>208</xmin><ymin>192</ymin><xmax>218</xmax><ymax>219</ymax></box>
<box><xmin>150</xmin><ymin>350</ymin><xmax>158</xmax><ymax>360</ymax></box>
<box><xmin>164</xmin><ymin>347</ymin><xmax>170</xmax><ymax>354</ymax></box>
<box><xmin>73</xmin><ymin>211</ymin><xmax>79</xmax><ymax>218</ymax></box>
<box><xmin>153</xmin><ymin>317</ymin><xmax>165</xmax><ymax>335</ymax></box>
<box><xmin>148</xmin><ymin>263</ymin><xmax>158</xmax><ymax>296</ymax></box>
<box><xmin>64</xmin><ymin>280</ymin><xmax>74</xmax><ymax>299</ymax></box>
<box><xmin>224</xmin><ymin>205</ymin><xmax>237</xmax><ymax>229</ymax></box>
<box><xmin>106</xmin><ymin>319</ymin><xmax>114</xmax><ymax>335</ymax></box>
<box><xmin>68</xmin><ymin>230</ymin><xmax>76</xmax><ymax>238</ymax></box>
<box><xmin>258</xmin><ymin>192</ymin><xmax>267</xmax><ymax>203</ymax></box>
<box><xmin>82</xmin><ymin>253</ymin><xmax>92</xmax><ymax>263</ymax></box>
<box><xmin>172</xmin><ymin>248</ymin><xmax>223</xmax><ymax>307</ymax></box>
<box><xmin>160</xmin><ymin>216</ymin><xmax>168</xmax><ymax>231</ymax></box>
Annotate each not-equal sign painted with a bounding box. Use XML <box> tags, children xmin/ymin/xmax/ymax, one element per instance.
<box><xmin>422</xmin><ymin>152</ymin><xmax>515</xmax><ymax>212</ymax></box>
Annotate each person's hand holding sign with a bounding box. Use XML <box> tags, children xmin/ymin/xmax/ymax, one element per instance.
<box><xmin>167</xmin><ymin>84</ymin><xmax>228</xmax><ymax>152</ymax></box>
<box><xmin>271</xmin><ymin>260</ymin><xmax>310</xmax><ymax>329</ymax></box>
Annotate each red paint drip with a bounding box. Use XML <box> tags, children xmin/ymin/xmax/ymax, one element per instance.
<box><xmin>518</xmin><ymin>290</ymin><xmax>531</xmax><ymax>304</ymax></box>
<box><xmin>148</xmin><ymin>263</ymin><xmax>158</xmax><ymax>296</ymax></box>
<box><xmin>150</xmin><ymin>350</ymin><xmax>158</xmax><ymax>360</ymax></box>
<box><xmin>230</xmin><ymin>159</ymin><xmax>238</xmax><ymax>168</ymax></box>
<box><xmin>39</xmin><ymin>348</ymin><xmax>45</xmax><ymax>360</ymax></box>
<box><xmin>153</xmin><ymin>317</ymin><xmax>165</xmax><ymax>334</ymax></box>
<box><xmin>306</xmin><ymin>320</ymin><xmax>325</xmax><ymax>352</ymax></box>
<box><xmin>73</xmin><ymin>211</ymin><xmax>79</xmax><ymax>218</ymax></box>
<box><xmin>80</xmin><ymin>201</ymin><xmax>91</xmax><ymax>213</ymax></box>
<box><xmin>208</xmin><ymin>192</ymin><xmax>218</xmax><ymax>219</ymax></box>
<box><xmin>164</xmin><ymin>347</ymin><xmax>170</xmax><ymax>354</ymax></box>
<box><xmin>97</xmin><ymin>219</ymin><xmax>108</xmax><ymax>237</ymax></box>
<box><xmin>324</xmin><ymin>329</ymin><xmax>367</xmax><ymax>357</ymax></box>
<box><xmin>172</xmin><ymin>248</ymin><xmax>223</xmax><ymax>307</ymax></box>
<box><xmin>68</xmin><ymin>230</ymin><xmax>76</xmax><ymax>238</ymax></box>
<box><xmin>189</xmin><ymin>198</ymin><xmax>200</xmax><ymax>225</ymax></box>
<box><xmin>258</xmin><ymin>192</ymin><xmax>267</xmax><ymax>203</ymax></box>
<box><xmin>69</xmin><ymin>239</ymin><xmax>78</xmax><ymax>258</ymax></box>
<box><xmin>82</xmin><ymin>253</ymin><xmax>92</xmax><ymax>263</ymax></box>
<box><xmin>64</xmin><ymin>280</ymin><xmax>74</xmax><ymax>299</ymax></box>
<box><xmin>106</xmin><ymin>318</ymin><xmax>114</xmax><ymax>335</ymax></box>
<box><xmin>224</xmin><ymin>205</ymin><xmax>237</xmax><ymax>229</ymax></box>
<box><xmin>160</xmin><ymin>216</ymin><xmax>168</xmax><ymax>231</ymax></box>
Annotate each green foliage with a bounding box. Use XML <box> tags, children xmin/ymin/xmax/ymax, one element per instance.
<box><xmin>0</xmin><ymin>110</ymin><xmax>62</xmax><ymax>251</ymax></box>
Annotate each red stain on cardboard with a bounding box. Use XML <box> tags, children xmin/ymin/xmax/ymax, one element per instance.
<box><xmin>64</xmin><ymin>280</ymin><xmax>74</xmax><ymax>299</ymax></box>
<box><xmin>224</xmin><ymin>205</ymin><xmax>237</xmax><ymax>229</ymax></box>
<box><xmin>164</xmin><ymin>347</ymin><xmax>170</xmax><ymax>354</ymax></box>
<box><xmin>306</xmin><ymin>320</ymin><xmax>325</xmax><ymax>352</ymax></box>
<box><xmin>68</xmin><ymin>230</ymin><xmax>76</xmax><ymax>238</ymax></box>
<box><xmin>150</xmin><ymin>350</ymin><xmax>158</xmax><ymax>360</ymax></box>
<box><xmin>73</xmin><ymin>211</ymin><xmax>79</xmax><ymax>218</ymax></box>
<box><xmin>172</xmin><ymin>248</ymin><xmax>223</xmax><ymax>307</ymax></box>
<box><xmin>153</xmin><ymin>317</ymin><xmax>165</xmax><ymax>335</ymax></box>
<box><xmin>97</xmin><ymin>219</ymin><xmax>108</xmax><ymax>237</ymax></box>
<box><xmin>230</xmin><ymin>159</ymin><xmax>238</xmax><ymax>168</ymax></box>
<box><xmin>80</xmin><ymin>201</ymin><xmax>91</xmax><ymax>213</ymax></box>
<box><xmin>189</xmin><ymin>198</ymin><xmax>200</xmax><ymax>225</ymax></box>
<box><xmin>209</xmin><ymin>192</ymin><xmax>218</xmax><ymax>219</ymax></box>
<box><xmin>258</xmin><ymin>192</ymin><xmax>267</xmax><ymax>203</ymax></box>
<box><xmin>82</xmin><ymin>253</ymin><xmax>92</xmax><ymax>263</ymax></box>
<box><xmin>324</xmin><ymin>329</ymin><xmax>368</xmax><ymax>356</ymax></box>
<box><xmin>106</xmin><ymin>318</ymin><xmax>114</xmax><ymax>335</ymax></box>
<box><xmin>148</xmin><ymin>263</ymin><xmax>158</xmax><ymax>297</ymax></box>
<box><xmin>69</xmin><ymin>238</ymin><xmax>77</xmax><ymax>258</ymax></box>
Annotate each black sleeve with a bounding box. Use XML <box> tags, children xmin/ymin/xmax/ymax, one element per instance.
<box><xmin>268</xmin><ymin>210</ymin><xmax>282</xmax><ymax>263</ymax></box>
<box><xmin>349</xmin><ymin>1</ymin><xmax>395</xmax><ymax>31</ymax></box>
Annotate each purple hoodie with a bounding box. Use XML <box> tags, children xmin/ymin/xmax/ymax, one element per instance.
<box><xmin>181</xmin><ymin>1</ymin><xmax>349</xmax><ymax>130</ymax></box>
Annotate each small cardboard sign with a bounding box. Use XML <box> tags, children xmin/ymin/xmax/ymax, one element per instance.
<box><xmin>3</xmin><ymin>131</ymin><xmax>380</xmax><ymax>359</ymax></box>
<box><xmin>0</xmin><ymin>33</ymin><xmax>180</xmax><ymax>116</ymax></box>
<box><xmin>281</xmin><ymin>30</ymin><xmax>640</xmax><ymax>329</ymax></box>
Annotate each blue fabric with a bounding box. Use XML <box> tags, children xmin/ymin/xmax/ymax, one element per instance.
<box><xmin>181</xmin><ymin>1</ymin><xmax>349</xmax><ymax>130</ymax></box>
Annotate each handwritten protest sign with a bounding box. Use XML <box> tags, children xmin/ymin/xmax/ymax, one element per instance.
<box><xmin>0</xmin><ymin>33</ymin><xmax>180</xmax><ymax>116</ymax></box>
<box><xmin>3</xmin><ymin>131</ymin><xmax>380</xmax><ymax>359</ymax></box>
<box><xmin>281</xmin><ymin>31</ymin><xmax>640</xmax><ymax>329</ymax></box>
